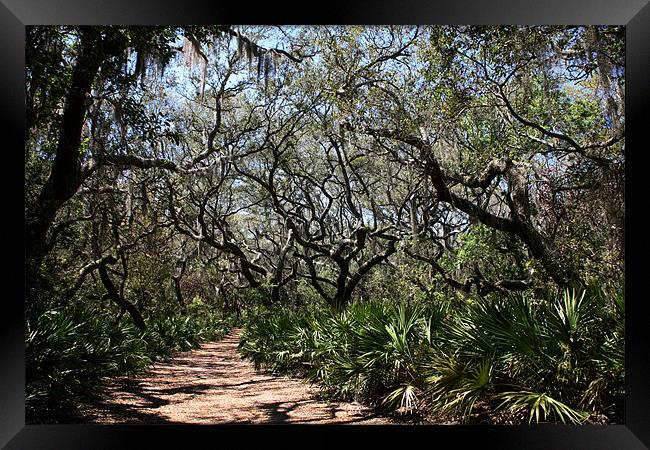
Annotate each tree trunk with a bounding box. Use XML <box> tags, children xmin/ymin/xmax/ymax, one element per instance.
<box><xmin>172</xmin><ymin>259</ymin><xmax>188</xmax><ymax>313</ymax></box>
<box><xmin>98</xmin><ymin>258</ymin><xmax>146</xmax><ymax>331</ymax></box>
<box><xmin>27</xmin><ymin>29</ymin><xmax>105</xmax><ymax>269</ymax></box>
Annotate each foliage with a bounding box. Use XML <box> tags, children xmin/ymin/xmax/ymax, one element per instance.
<box><xmin>25</xmin><ymin>25</ymin><xmax>624</xmax><ymax>425</ymax></box>
<box><xmin>25</xmin><ymin>303</ymin><xmax>236</xmax><ymax>423</ymax></box>
<box><xmin>239</xmin><ymin>285</ymin><xmax>623</xmax><ymax>424</ymax></box>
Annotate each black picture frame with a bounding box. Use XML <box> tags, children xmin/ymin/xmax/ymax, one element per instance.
<box><xmin>4</xmin><ymin>0</ymin><xmax>649</xmax><ymax>448</ymax></box>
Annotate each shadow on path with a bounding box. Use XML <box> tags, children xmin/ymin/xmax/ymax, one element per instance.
<box><xmin>76</xmin><ymin>329</ymin><xmax>393</xmax><ymax>425</ymax></box>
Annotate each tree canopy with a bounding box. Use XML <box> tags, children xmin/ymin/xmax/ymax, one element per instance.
<box><xmin>25</xmin><ymin>24</ymin><xmax>625</xmax><ymax>426</ymax></box>
<box><xmin>26</xmin><ymin>24</ymin><xmax>624</xmax><ymax>317</ymax></box>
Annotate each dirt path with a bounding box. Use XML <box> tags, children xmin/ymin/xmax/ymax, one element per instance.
<box><xmin>78</xmin><ymin>328</ymin><xmax>394</xmax><ymax>424</ymax></box>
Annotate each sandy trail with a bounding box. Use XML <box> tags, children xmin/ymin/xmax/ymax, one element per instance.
<box><xmin>78</xmin><ymin>328</ymin><xmax>393</xmax><ymax>424</ymax></box>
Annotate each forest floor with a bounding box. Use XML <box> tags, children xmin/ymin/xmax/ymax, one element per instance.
<box><xmin>76</xmin><ymin>328</ymin><xmax>397</xmax><ymax>424</ymax></box>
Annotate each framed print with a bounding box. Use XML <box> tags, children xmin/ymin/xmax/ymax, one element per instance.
<box><xmin>4</xmin><ymin>0</ymin><xmax>649</xmax><ymax>448</ymax></box>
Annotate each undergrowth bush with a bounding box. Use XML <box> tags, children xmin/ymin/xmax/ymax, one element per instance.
<box><xmin>26</xmin><ymin>304</ymin><xmax>237</xmax><ymax>423</ymax></box>
<box><xmin>239</xmin><ymin>285</ymin><xmax>624</xmax><ymax>424</ymax></box>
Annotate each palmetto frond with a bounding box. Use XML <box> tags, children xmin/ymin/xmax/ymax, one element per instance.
<box><xmin>496</xmin><ymin>390</ymin><xmax>589</xmax><ymax>424</ymax></box>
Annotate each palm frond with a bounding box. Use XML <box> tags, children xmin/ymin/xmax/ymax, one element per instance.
<box><xmin>496</xmin><ymin>390</ymin><xmax>589</xmax><ymax>424</ymax></box>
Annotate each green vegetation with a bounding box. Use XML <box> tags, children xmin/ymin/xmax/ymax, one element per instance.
<box><xmin>26</xmin><ymin>300</ymin><xmax>237</xmax><ymax>423</ymax></box>
<box><xmin>25</xmin><ymin>25</ymin><xmax>624</xmax><ymax>424</ymax></box>
<box><xmin>239</xmin><ymin>284</ymin><xmax>623</xmax><ymax>424</ymax></box>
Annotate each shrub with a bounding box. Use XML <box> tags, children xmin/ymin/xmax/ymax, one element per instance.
<box><xmin>238</xmin><ymin>285</ymin><xmax>624</xmax><ymax>424</ymax></box>
<box><xmin>26</xmin><ymin>303</ymin><xmax>236</xmax><ymax>423</ymax></box>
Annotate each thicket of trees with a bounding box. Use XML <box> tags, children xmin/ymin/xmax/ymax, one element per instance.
<box><xmin>25</xmin><ymin>25</ymin><xmax>624</xmax><ymax>423</ymax></box>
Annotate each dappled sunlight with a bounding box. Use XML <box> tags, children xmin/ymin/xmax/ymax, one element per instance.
<box><xmin>78</xmin><ymin>329</ymin><xmax>393</xmax><ymax>424</ymax></box>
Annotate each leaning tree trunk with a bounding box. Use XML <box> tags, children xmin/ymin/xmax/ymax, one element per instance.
<box><xmin>172</xmin><ymin>259</ymin><xmax>188</xmax><ymax>313</ymax></box>
<box><xmin>27</xmin><ymin>29</ymin><xmax>105</xmax><ymax>269</ymax></box>
<box><xmin>421</xmin><ymin>139</ymin><xmax>582</xmax><ymax>289</ymax></box>
<box><xmin>98</xmin><ymin>257</ymin><xmax>146</xmax><ymax>331</ymax></box>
